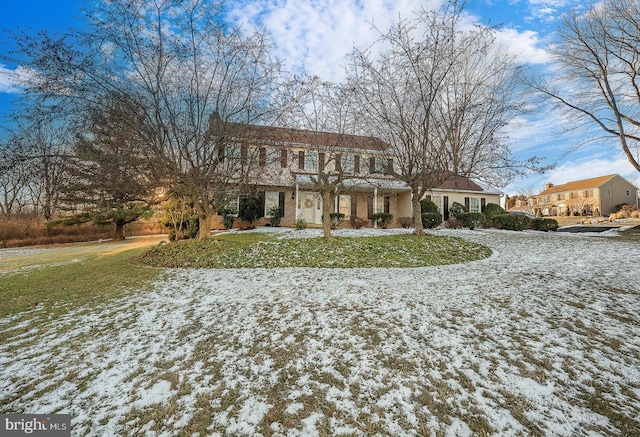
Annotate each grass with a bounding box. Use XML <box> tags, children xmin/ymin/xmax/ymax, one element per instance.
<box><xmin>137</xmin><ymin>232</ymin><xmax>492</xmax><ymax>268</ymax></box>
<box><xmin>0</xmin><ymin>236</ymin><xmax>164</xmax><ymax>319</ymax></box>
<box><xmin>2</xmin><ymin>229</ymin><xmax>640</xmax><ymax>435</ymax></box>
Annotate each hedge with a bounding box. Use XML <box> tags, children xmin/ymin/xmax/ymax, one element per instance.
<box><xmin>492</xmin><ymin>214</ymin><xmax>531</xmax><ymax>231</ymax></box>
<box><xmin>531</xmin><ymin>217</ymin><xmax>559</xmax><ymax>231</ymax></box>
<box><xmin>458</xmin><ymin>212</ymin><xmax>486</xmax><ymax>230</ymax></box>
<box><xmin>421</xmin><ymin>212</ymin><xmax>443</xmax><ymax>229</ymax></box>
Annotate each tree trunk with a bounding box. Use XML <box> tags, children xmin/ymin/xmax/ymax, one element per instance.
<box><xmin>197</xmin><ymin>212</ymin><xmax>211</xmax><ymax>240</ymax></box>
<box><xmin>321</xmin><ymin>190</ymin><xmax>333</xmax><ymax>239</ymax></box>
<box><xmin>412</xmin><ymin>190</ymin><xmax>424</xmax><ymax>236</ymax></box>
<box><xmin>114</xmin><ymin>221</ymin><xmax>126</xmax><ymax>240</ymax></box>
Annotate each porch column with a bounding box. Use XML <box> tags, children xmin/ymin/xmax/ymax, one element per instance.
<box><xmin>295</xmin><ymin>183</ymin><xmax>299</xmax><ymax>220</ymax></box>
<box><xmin>373</xmin><ymin>187</ymin><xmax>378</xmax><ymax>229</ymax></box>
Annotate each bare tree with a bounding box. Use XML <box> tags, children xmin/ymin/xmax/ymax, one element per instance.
<box><xmin>530</xmin><ymin>0</ymin><xmax>640</xmax><ymax>172</ymax></box>
<box><xmin>0</xmin><ymin>141</ymin><xmax>28</xmax><ymax>216</ymax></box>
<box><xmin>7</xmin><ymin>109</ymin><xmax>70</xmax><ymax>221</ymax></box>
<box><xmin>348</xmin><ymin>3</ymin><xmax>531</xmax><ymax>235</ymax></box>
<box><xmin>4</xmin><ymin>0</ymin><xmax>282</xmax><ymax>240</ymax></box>
<box><xmin>279</xmin><ymin>75</ymin><xmax>370</xmax><ymax>238</ymax></box>
<box><xmin>433</xmin><ymin>43</ymin><xmax>531</xmax><ymax>187</ymax></box>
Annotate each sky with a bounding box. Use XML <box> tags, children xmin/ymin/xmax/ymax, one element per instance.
<box><xmin>0</xmin><ymin>0</ymin><xmax>639</xmax><ymax>195</ymax></box>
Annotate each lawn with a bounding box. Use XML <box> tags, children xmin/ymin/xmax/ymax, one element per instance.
<box><xmin>137</xmin><ymin>230</ymin><xmax>491</xmax><ymax>268</ymax></box>
<box><xmin>1</xmin><ymin>228</ymin><xmax>639</xmax><ymax>436</ymax></box>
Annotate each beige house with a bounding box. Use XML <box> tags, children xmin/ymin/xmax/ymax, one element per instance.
<box><xmin>527</xmin><ymin>174</ymin><xmax>638</xmax><ymax>217</ymax></box>
<box><xmin>209</xmin><ymin>120</ymin><xmax>502</xmax><ymax>229</ymax></box>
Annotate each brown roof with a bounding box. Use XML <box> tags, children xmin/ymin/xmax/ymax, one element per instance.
<box><xmin>209</xmin><ymin>114</ymin><xmax>387</xmax><ymax>152</ymax></box>
<box><xmin>435</xmin><ymin>174</ymin><xmax>485</xmax><ymax>191</ymax></box>
<box><xmin>537</xmin><ymin>174</ymin><xmax>617</xmax><ymax>196</ymax></box>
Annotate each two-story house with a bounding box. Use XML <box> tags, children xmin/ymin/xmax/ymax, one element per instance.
<box><xmin>208</xmin><ymin>117</ymin><xmax>502</xmax><ymax>229</ymax></box>
<box><xmin>528</xmin><ymin>174</ymin><xmax>638</xmax><ymax>217</ymax></box>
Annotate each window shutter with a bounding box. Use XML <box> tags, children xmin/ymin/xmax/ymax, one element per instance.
<box><xmin>351</xmin><ymin>194</ymin><xmax>357</xmax><ymax>217</ymax></box>
<box><xmin>367</xmin><ymin>196</ymin><xmax>374</xmax><ymax>219</ymax></box>
<box><xmin>481</xmin><ymin>198</ymin><xmax>486</xmax><ymax>212</ymax></box>
<box><xmin>464</xmin><ymin>197</ymin><xmax>470</xmax><ymax>211</ymax></box>
<box><xmin>259</xmin><ymin>191</ymin><xmax>266</xmax><ymax>219</ymax></box>
<box><xmin>218</xmin><ymin>143</ymin><xmax>225</xmax><ymax>162</ymax></box>
<box><xmin>443</xmin><ymin>196</ymin><xmax>449</xmax><ymax>220</ymax></box>
<box><xmin>335</xmin><ymin>154</ymin><xmax>342</xmax><ymax>172</ymax></box>
<box><xmin>241</xmin><ymin>145</ymin><xmax>248</xmax><ymax>162</ymax></box>
<box><xmin>354</xmin><ymin>155</ymin><xmax>360</xmax><ymax>173</ymax></box>
<box><xmin>369</xmin><ymin>156</ymin><xmax>376</xmax><ymax>173</ymax></box>
<box><xmin>318</xmin><ymin>152</ymin><xmax>325</xmax><ymax>171</ymax></box>
<box><xmin>387</xmin><ymin>158</ymin><xmax>393</xmax><ymax>174</ymax></box>
<box><xmin>259</xmin><ymin>147</ymin><xmax>266</xmax><ymax>167</ymax></box>
<box><xmin>384</xmin><ymin>196</ymin><xmax>390</xmax><ymax>214</ymax></box>
<box><xmin>281</xmin><ymin>149</ymin><xmax>288</xmax><ymax>168</ymax></box>
<box><xmin>299</xmin><ymin>151</ymin><xmax>305</xmax><ymax>169</ymax></box>
<box><xmin>279</xmin><ymin>192</ymin><xmax>285</xmax><ymax>215</ymax></box>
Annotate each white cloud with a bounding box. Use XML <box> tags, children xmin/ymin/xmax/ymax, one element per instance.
<box><xmin>227</xmin><ymin>0</ymin><xmax>555</xmax><ymax>83</ymax></box>
<box><xmin>494</xmin><ymin>28</ymin><xmax>551</xmax><ymax>64</ymax></box>
<box><xmin>0</xmin><ymin>64</ymin><xmax>20</xmax><ymax>94</ymax></box>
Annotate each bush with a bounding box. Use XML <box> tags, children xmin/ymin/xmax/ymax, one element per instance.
<box><xmin>222</xmin><ymin>209</ymin><xmax>235</xmax><ymax>230</ymax></box>
<box><xmin>329</xmin><ymin>212</ymin><xmax>345</xmax><ymax>229</ymax></box>
<box><xmin>295</xmin><ymin>219</ymin><xmax>307</xmax><ymax>230</ymax></box>
<box><xmin>492</xmin><ymin>214</ymin><xmax>531</xmax><ymax>231</ymax></box>
<box><xmin>371</xmin><ymin>212</ymin><xmax>394</xmax><ymax>229</ymax></box>
<box><xmin>420</xmin><ymin>199</ymin><xmax>440</xmax><ymax>213</ymax></box>
<box><xmin>398</xmin><ymin>217</ymin><xmax>414</xmax><ymax>228</ymax></box>
<box><xmin>421</xmin><ymin>213</ymin><xmax>443</xmax><ymax>229</ymax></box>
<box><xmin>449</xmin><ymin>201</ymin><xmax>468</xmax><ymax>219</ymax></box>
<box><xmin>483</xmin><ymin>203</ymin><xmax>505</xmax><ymax>220</ymax></box>
<box><xmin>269</xmin><ymin>206</ymin><xmax>283</xmax><ymax>227</ymax></box>
<box><xmin>614</xmin><ymin>203</ymin><xmax>637</xmax><ymax>213</ymax></box>
<box><xmin>238</xmin><ymin>194</ymin><xmax>264</xmax><ymax>224</ymax></box>
<box><xmin>531</xmin><ymin>217</ymin><xmax>559</xmax><ymax>231</ymax></box>
<box><xmin>444</xmin><ymin>218</ymin><xmax>462</xmax><ymax>229</ymax></box>
<box><xmin>459</xmin><ymin>212</ymin><xmax>486</xmax><ymax>230</ymax></box>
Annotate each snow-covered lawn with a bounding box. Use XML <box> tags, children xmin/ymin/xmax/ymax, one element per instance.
<box><xmin>1</xmin><ymin>228</ymin><xmax>640</xmax><ymax>436</ymax></box>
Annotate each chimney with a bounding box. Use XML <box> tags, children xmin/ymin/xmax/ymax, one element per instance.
<box><xmin>545</xmin><ymin>182</ymin><xmax>554</xmax><ymax>190</ymax></box>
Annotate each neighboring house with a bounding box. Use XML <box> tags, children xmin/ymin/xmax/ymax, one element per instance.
<box><xmin>527</xmin><ymin>174</ymin><xmax>638</xmax><ymax>217</ymax></box>
<box><xmin>209</xmin><ymin>118</ymin><xmax>502</xmax><ymax>229</ymax></box>
<box><xmin>421</xmin><ymin>176</ymin><xmax>502</xmax><ymax>221</ymax></box>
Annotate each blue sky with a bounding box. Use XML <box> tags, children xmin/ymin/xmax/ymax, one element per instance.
<box><xmin>1</xmin><ymin>0</ymin><xmax>638</xmax><ymax>195</ymax></box>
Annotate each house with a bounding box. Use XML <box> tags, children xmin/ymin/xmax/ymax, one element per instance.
<box><xmin>208</xmin><ymin>118</ymin><xmax>502</xmax><ymax>229</ymax></box>
<box><xmin>527</xmin><ymin>174</ymin><xmax>639</xmax><ymax>217</ymax></box>
<box><xmin>421</xmin><ymin>176</ymin><xmax>503</xmax><ymax>220</ymax></box>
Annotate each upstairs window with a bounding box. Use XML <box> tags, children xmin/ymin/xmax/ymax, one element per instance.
<box><xmin>305</xmin><ymin>151</ymin><xmax>318</xmax><ymax>171</ymax></box>
<box><xmin>260</xmin><ymin>147</ymin><xmax>280</xmax><ymax>168</ymax></box>
<box><xmin>341</xmin><ymin>154</ymin><xmax>356</xmax><ymax>174</ymax></box>
<box><xmin>369</xmin><ymin>156</ymin><xmax>387</xmax><ymax>174</ymax></box>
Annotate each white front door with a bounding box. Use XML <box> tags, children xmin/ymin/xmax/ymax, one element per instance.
<box><xmin>300</xmin><ymin>192</ymin><xmax>322</xmax><ymax>224</ymax></box>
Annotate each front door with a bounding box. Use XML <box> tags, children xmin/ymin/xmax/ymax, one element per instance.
<box><xmin>300</xmin><ymin>192</ymin><xmax>322</xmax><ymax>224</ymax></box>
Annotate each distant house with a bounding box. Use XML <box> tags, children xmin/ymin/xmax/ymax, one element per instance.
<box><xmin>527</xmin><ymin>174</ymin><xmax>638</xmax><ymax>217</ymax></box>
<box><xmin>208</xmin><ymin>117</ymin><xmax>501</xmax><ymax>229</ymax></box>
